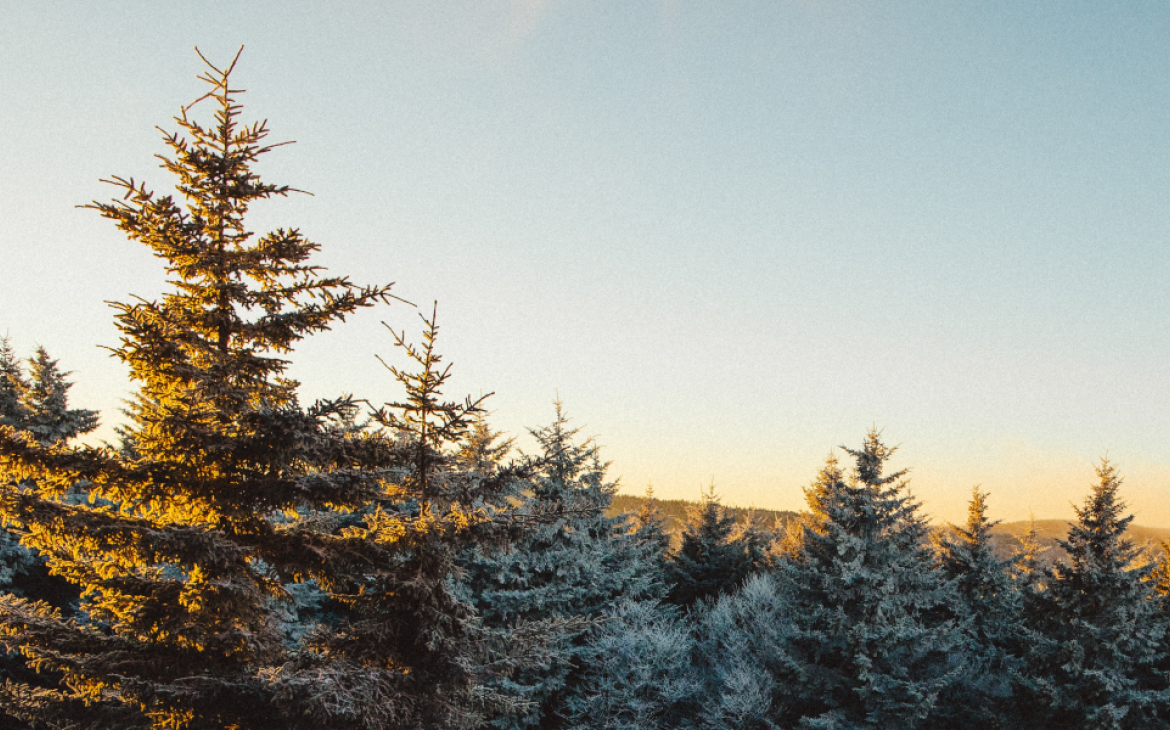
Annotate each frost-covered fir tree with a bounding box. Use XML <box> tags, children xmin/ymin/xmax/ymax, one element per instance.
<box><xmin>564</xmin><ymin>598</ymin><xmax>699</xmax><ymax>730</ymax></box>
<box><xmin>932</xmin><ymin>487</ymin><xmax>1021</xmax><ymax>729</ymax></box>
<box><xmin>0</xmin><ymin>340</ymin><xmax>100</xmax><ymax>730</ymax></box>
<box><xmin>776</xmin><ymin>431</ymin><xmax>961</xmax><ymax>729</ymax></box>
<box><xmin>0</xmin><ymin>340</ymin><xmax>96</xmax><ymax>600</ymax></box>
<box><xmin>1015</xmin><ymin>460</ymin><xmax>1170</xmax><ymax>729</ymax></box>
<box><xmin>0</xmin><ymin>337</ymin><xmax>27</xmax><ymax>432</ymax></box>
<box><xmin>19</xmin><ymin>348</ymin><xmax>99</xmax><ymax>448</ymax></box>
<box><xmin>664</xmin><ymin>482</ymin><xmax>764</xmax><ymax>609</ymax></box>
<box><xmin>691</xmin><ymin>572</ymin><xmax>796</xmax><ymax>730</ymax></box>
<box><xmin>460</xmin><ymin>402</ymin><xmax>664</xmax><ymax>729</ymax></box>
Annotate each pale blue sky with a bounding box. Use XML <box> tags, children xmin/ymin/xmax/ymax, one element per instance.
<box><xmin>3</xmin><ymin>3</ymin><xmax>1170</xmax><ymax>524</ymax></box>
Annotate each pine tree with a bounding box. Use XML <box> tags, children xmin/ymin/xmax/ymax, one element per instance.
<box><xmin>664</xmin><ymin>482</ymin><xmax>761</xmax><ymax>609</ymax></box>
<box><xmin>1</xmin><ymin>340</ymin><xmax>98</xmax><ymax>598</ymax></box>
<box><xmin>691</xmin><ymin>572</ymin><xmax>795</xmax><ymax>730</ymax></box>
<box><xmin>0</xmin><ymin>49</ymin><xmax>409</xmax><ymax>729</ymax></box>
<box><xmin>1013</xmin><ymin>512</ymin><xmax>1050</xmax><ymax>592</ymax></box>
<box><xmin>933</xmin><ymin>487</ymin><xmax>1021</xmax><ymax>728</ymax></box>
<box><xmin>454</xmin><ymin>412</ymin><xmax>516</xmax><ymax>477</ymax></box>
<box><xmin>0</xmin><ymin>337</ymin><xmax>28</xmax><ymax>431</ymax></box>
<box><xmin>292</xmin><ymin>307</ymin><xmax>570</xmax><ymax>730</ymax></box>
<box><xmin>775</xmin><ymin>431</ymin><xmax>961</xmax><ymax>729</ymax></box>
<box><xmin>564</xmin><ymin>598</ymin><xmax>699</xmax><ymax>730</ymax></box>
<box><xmin>627</xmin><ymin>484</ymin><xmax>671</xmax><ymax>577</ymax></box>
<box><xmin>1016</xmin><ymin>460</ymin><xmax>1170</xmax><ymax>729</ymax></box>
<box><xmin>1150</xmin><ymin>541</ymin><xmax>1170</xmax><ymax>599</ymax></box>
<box><xmin>19</xmin><ymin>348</ymin><xmax>99</xmax><ymax>448</ymax></box>
<box><xmin>460</xmin><ymin>402</ymin><xmax>663</xmax><ymax>729</ymax></box>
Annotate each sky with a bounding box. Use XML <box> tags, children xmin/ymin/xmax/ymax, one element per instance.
<box><xmin>3</xmin><ymin>2</ymin><xmax>1170</xmax><ymax>526</ymax></box>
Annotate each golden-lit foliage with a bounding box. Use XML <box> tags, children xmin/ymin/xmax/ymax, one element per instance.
<box><xmin>0</xmin><ymin>48</ymin><xmax>472</xmax><ymax>730</ymax></box>
<box><xmin>0</xmin><ymin>48</ymin><xmax>553</xmax><ymax>730</ymax></box>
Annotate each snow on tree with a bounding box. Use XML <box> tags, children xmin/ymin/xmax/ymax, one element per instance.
<box><xmin>0</xmin><ymin>337</ymin><xmax>28</xmax><ymax>432</ymax></box>
<box><xmin>1015</xmin><ymin>459</ymin><xmax>1170</xmax><ymax>729</ymax></box>
<box><xmin>18</xmin><ymin>347</ymin><xmax>98</xmax><ymax>448</ymax></box>
<box><xmin>459</xmin><ymin>401</ymin><xmax>664</xmax><ymax>729</ymax></box>
<box><xmin>664</xmin><ymin>482</ymin><xmax>764</xmax><ymax>609</ymax></box>
<box><xmin>932</xmin><ymin>487</ymin><xmax>1021</xmax><ymax>728</ymax></box>
<box><xmin>564</xmin><ymin>598</ymin><xmax>699</xmax><ymax>730</ymax></box>
<box><xmin>691</xmin><ymin>572</ymin><xmax>795</xmax><ymax>730</ymax></box>
<box><xmin>775</xmin><ymin>431</ymin><xmax>961</xmax><ymax>729</ymax></box>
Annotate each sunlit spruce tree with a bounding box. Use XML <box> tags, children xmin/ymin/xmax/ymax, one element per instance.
<box><xmin>1012</xmin><ymin>512</ymin><xmax>1050</xmax><ymax>593</ymax></box>
<box><xmin>1015</xmin><ymin>460</ymin><xmax>1170</xmax><ymax>729</ymax></box>
<box><xmin>776</xmin><ymin>431</ymin><xmax>961</xmax><ymax>729</ymax></box>
<box><xmin>0</xmin><ymin>50</ymin><xmax>412</xmax><ymax>729</ymax></box>
<box><xmin>625</xmin><ymin>484</ymin><xmax>671</xmax><ymax>577</ymax></box>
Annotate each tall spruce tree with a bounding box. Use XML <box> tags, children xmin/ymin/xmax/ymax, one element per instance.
<box><xmin>933</xmin><ymin>487</ymin><xmax>1021</xmax><ymax>729</ymax></box>
<box><xmin>1016</xmin><ymin>460</ymin><xmax>1170</xmax><ymax>729</ymax></box>
<box><xmin>776</xmin><ymin>431</ymin><xmax>961</xmax><ymax>729</ymax></box>
<box><xmin>0</xmin><ymin>49</ymin><xmax>483</xmax><ymax>729</ymax></box>
<box><xmin>459</xmin><ymin>402</ymin><xmax>662</xmax><ymax>729</ymax></box>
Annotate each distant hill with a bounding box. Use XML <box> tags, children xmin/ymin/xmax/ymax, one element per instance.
<box><xmin>982</xmin><ymin>519</ymin><xmax>1170</xmax><ymax>565</ymax></box>
<box><xmin>608</xmin><ymin>494</ymin><xmax>799</xmax><ymax>540</ymax></box>
<box><xmin>610</xmin><ymin>494</ymin><xmax>1170</xmax><ymax>566</ymax></box>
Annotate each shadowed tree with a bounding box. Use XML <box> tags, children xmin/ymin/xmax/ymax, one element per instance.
<box><xmin>932</xmin><ymin>487</ymin><xmax>1021</xmax><ymax>729</ymax></box>
<box><xmin>1015</xmin><ymin>460</ymin><xmax>1170</xmax><ymax>729</ymax></box>
<box><xmin>459</xmin><ymin>402</ymin><xmax>664</xmax><ymax>729</ymax></box>
<box><xmin>775</xmin><ymin>431</ymin><xmax>961</xmax><ymax>729</ymax></box>
<box><xmin>664</xmin><ymin>482</ymin><xmax>763</xmax><ymax>610</ymax></box>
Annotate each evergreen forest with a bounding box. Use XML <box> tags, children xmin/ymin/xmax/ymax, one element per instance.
<box><xmin>5</xmin><ymin>52</ymin><xmax>1170</xmax><ymax>730</ymax></box>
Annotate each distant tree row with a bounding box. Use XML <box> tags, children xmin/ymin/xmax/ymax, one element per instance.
<box><xmin>4</xmin><ymin>51</ymin><xmax>1170</xmax><ymax>730</ymax></box>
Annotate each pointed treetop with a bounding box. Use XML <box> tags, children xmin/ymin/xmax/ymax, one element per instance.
<box><xmin>950</xmin><ymin>485</ymin><xmax>1000</xmax><ymax>550</ymax></box>
<box><xmin>0</xmin><ymin>335</ymin><xmax>28</xmax><ymax>428</ymax></box>
<box><xmin>842</xmin><ymin>426</ymin><xmax>907</xmax><ymax>489</ymax></box>
<box><xmin>1060</xmin><ymin>457</ymin><xmax>1137</xmax><ymax>574</ymax></box>
<box><xmin>20</xmin><ymin>347</ymin><xmax>99</xmax><ymax>445</ymax></box>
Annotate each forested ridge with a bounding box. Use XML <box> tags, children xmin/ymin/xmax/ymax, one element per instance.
<box><xmin>4</xmin><ymin>52</ymin><xmax>1170</xmax><ymax>729</ymax></box>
